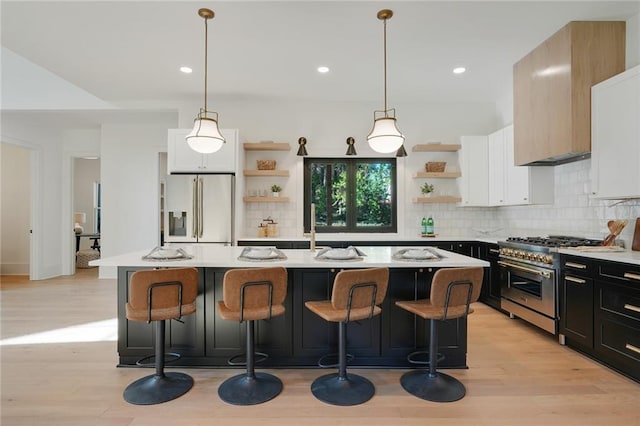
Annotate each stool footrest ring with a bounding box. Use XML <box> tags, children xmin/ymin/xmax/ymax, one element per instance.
<box><xmin>135</xmin><ymin>352</ymin><xmax>181</xmax><ymax>367</ymax></box>
<box><xmin>317</xmin><ymin>352</ymin><xmax>354</xmax><ymax>369</ymax></box>
<box><xmin>227</xmin><ymin>351</ymin><xmax>269</xmax><ymax>366</ymax></box>
<box><xmin>407</xmin><ymin>350</ymin><xmax>445</xmax><ymax>366</ymax></box>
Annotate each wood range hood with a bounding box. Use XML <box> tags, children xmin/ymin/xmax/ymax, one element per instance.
<box><xmin>513</xmin><ymin>21</ymin><xmax>626</xmax><ymax>166</ymax></box>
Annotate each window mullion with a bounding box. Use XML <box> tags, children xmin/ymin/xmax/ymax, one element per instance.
<box><xmin>347</xmin><ymin>161</ymin><xmax>357</xmax><ymax>230</ymax></box>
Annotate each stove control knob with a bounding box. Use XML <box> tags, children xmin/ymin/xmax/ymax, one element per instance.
<box><xmin>543</xmin><ymin>255</ymin><xmax>553</xmax><ymax>264</ymax></box>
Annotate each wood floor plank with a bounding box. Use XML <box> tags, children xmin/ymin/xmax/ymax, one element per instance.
<box><xmin>1</xmin><ymin>270</ymin><xmax>639</xmax><ymax>425</ymax></box>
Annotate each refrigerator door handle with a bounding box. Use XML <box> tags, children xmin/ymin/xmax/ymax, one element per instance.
<box><xmin>198</xmin><ymin>177</ymin><xmax>204</xmax><ymax>238</ymax></box>
<box><xmin>191</xmin><ymin>178</ymin><xmax>198</xmax><ymax>238</ymax></box>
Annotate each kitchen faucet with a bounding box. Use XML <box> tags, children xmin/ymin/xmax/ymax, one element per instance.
<box><xmin>303</xmin><ymin>203</ymin><xmax>316</xmax><ymax>252</ymax></box>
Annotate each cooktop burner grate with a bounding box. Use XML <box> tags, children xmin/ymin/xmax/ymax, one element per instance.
<box><xmin>505</xmin><ymin>235</ymin><xmax>602</xmax><ymax>248</ymax></box>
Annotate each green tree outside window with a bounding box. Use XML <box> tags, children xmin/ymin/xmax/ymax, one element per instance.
<box><xmin>304</xmin><ymin>158</ymin><xmax>396</xmax><ymax>233</ymax></box>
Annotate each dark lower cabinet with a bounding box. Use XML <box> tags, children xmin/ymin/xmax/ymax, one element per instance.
<box><xmin>593</xmin><ymin>261</ymin><xmax>640</xmax><ymax>382</ymax></box>
<box><xmin>478</xmin><ymin>243</ymin><xmax>502</xmax><ymax>311</ymax></box>
<box><xmin>558</xmin><ymin>256</ymin><xmax>640</xmax><ymax>383</ymax></box>
<box><xmin>559</xmin><ymin>255</ymin><xmax>594</xmax><ymax>349</ymax></box>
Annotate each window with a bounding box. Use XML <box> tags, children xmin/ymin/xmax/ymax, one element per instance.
<box><xmin>303</xmin><ymin>158</ymin><xmax>397</xmax><ymax>233</ymax></box>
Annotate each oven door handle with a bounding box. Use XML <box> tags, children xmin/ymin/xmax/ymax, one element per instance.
<box><xmin>498</xmin><ymin>260</ymin><xmax>552</xmax><ymax>279</ymax></box>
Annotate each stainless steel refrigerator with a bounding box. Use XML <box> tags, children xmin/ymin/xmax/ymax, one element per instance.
<box><xmin>164</xmin><ymin>174</ymin><xmax>234</xmax><ymax>244</ymax></box>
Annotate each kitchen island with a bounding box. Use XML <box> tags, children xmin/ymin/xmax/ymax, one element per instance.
<box><xmin>95</xmin><ymin>245</ymin><xmax>489</xmax><ymax>369</ymax></box>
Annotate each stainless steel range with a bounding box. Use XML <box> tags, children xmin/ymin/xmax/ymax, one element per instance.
<box><xmin>498</xmin><ymin>236</ymin><xmax>602</xmax><ymax>336</ymax></box>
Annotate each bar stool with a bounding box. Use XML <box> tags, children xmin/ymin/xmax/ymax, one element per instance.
<box><xmin>305</xmin><ymin>267</ymin><xmax>389</xmax><ymax>406</ymax></box>
<box><xmin>123</xmin><ymin>267</ymin><xmax>199</xmax><ymax>405</ymax></box>
<box><xmin>395</xmin><ymin>267</ymin><xmax>483</xmax><ymax>402</ymax></box>
<box><xmin>217</xmin><ymin>266</ymin><xmax>288</xmax><ymax>405</ymax></box>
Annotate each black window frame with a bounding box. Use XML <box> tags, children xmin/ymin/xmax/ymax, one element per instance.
<box><xmin>303</xmin><ymin>157</ymin><xmax>397</xmax><ymax>233</ymax></box>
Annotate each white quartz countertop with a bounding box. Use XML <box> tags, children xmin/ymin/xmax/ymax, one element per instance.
<box><xmin>558</xmin><ymin>247</ymin><xmax>640</xmax><ymax>266</ymax></box>
<box><xmin>92</xmin><ymin>245</ymin><xmax>490</xmax><ymax>269</ymax></box>
<box><xmin>238</xmin><ymin>235</ymin><xmax>505</xmax><ymax>244</ymax></box>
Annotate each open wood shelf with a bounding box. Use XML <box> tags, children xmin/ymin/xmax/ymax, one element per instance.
<box><xmin>413</xmin><ymin>196</ymin><xmax>462</xmax><ymax>204</ymax></box>
<box><xmin>412</xmin><ymin>144</ymin><xmax>461</xmax><ymax>152</ymax></box>
<box><xmin>243</xmin><ymin>196</ymin><xmax>290</xmax><ymax>203</ymax></box>
<box><xmin>243</xmin><ymin>143</ymin><xmax>291</xmax><ymax>151</ymax></box>
<box><xmin>414</xmin><ymin>172</ymin><xmax>461</xmax><ymax>178</ymax></box>
<box><xmin>243</xmin><ymin>170</ymin><xmax>290</xmax><ymax>177</ymax></box>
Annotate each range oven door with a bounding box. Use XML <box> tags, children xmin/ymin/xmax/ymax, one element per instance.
<box><xmin>498</xmin><ymin>259</ymin><xmax>556</xmax><ymax>318</ymax></box>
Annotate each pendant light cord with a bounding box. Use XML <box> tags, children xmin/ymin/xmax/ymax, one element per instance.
<box><xmin>383</xmin><ymin>17</ymin><xmax>388</xmax><ymax>116</ymax></box>
<box><xmin>203</xmin><ymin>16</ymin><xmax>208</xmax><ymax>112</ymax></box>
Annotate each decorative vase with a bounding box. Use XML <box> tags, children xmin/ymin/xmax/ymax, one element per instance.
<box><xmin>272</xmin><ymin>192</ymin><xmax>280</xmax><ymax>197</ymax></box>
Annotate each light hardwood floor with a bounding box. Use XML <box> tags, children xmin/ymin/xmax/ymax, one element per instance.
<box><xmin>1</xmin><ymin>269</ymin><xmax>639</xmax><ymax>426</ymax></box>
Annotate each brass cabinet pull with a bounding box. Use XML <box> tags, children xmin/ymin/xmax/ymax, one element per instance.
<box><xmin>565</xmin><ymin>262</ymin><xmax>587</xmax><ymax>269</ymax></box>
<box><xmin>565</xmin><ymin>276</ymin><xmax>586</xmax><ymax>284</ymax></box>
<box><xmin>625</xmin><ymin>343</ymin><xmax>640</xmax><ymax>355</ymax></box>
<box><xmin>624</xmin><ymin>303</ymin><xmax>640</xmax><ymax>314</ymax></box>
<box><xmin>489</xmin><ymin>249</ymin><xmax>500</xmax><ymax>254</ymax></box>
<box><xmin>623</xmin><ymin>272</ymin><xmax>640</xmax><ymax>281</ymax></box>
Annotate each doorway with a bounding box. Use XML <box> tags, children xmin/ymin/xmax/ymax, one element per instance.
<box><xmin>73</xmin><ymin>158</ymin><xmax>101</xmax><ymax>273</ymax></box>
<box><xmin>0</xmin><ymin>143</ymin><xmax>31</xmax><ymax>276</ymax></box>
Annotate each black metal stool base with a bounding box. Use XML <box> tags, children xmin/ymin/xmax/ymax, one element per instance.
<box><xmin>311</xmin><ymin>373</ymin><xmax>375</xmax><ymax>406</ymax></box>
<box><xmin>123</xmin><ymin>372</ymin><xmax>194</xmax><ymax>405</ymax></box>
<box><xmin>218</xmin><ymin>373</ymin><xmax>283</xmax><ymax>405</ymax></box>
<box><xmin>400</xmin><ymin>370</ymin><xmax>466</xmax><ymax>402</ymax></box>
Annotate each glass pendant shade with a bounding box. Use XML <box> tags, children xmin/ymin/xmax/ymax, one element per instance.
<box><xmin>186</xmin><ymin>115</ymin><xmax>225</xmax><ymax>154</ymax></box>
<box><xmin>367</xmin><ymin>117</ymin><xmax>404</xmax><ymax>153</ymax></box>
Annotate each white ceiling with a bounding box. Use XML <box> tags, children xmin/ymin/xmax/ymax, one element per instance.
<box><xmin>2</xmin><ymin>0</ymin><xmax>639</xmax><ymax>113</ymax></box>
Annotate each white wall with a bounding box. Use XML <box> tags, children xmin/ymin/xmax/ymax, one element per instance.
<box><xmin>0</xmin><ymin>116</ymin><xmax>65</xmax><ymax>279</ymax></box>
<box><xmin>99</xmin><ymin>122</ymin><xmax>175</xmax><ymax>278</ymax></box>
<box><xmin>1</xmin><ymin>143</ymin><xmax>31</xmax><ymax>274</ymax></box>
<box><xmin>626</xmin><ymin>13</ymin><xmax>640</xmax><ymax>68</ymax></box>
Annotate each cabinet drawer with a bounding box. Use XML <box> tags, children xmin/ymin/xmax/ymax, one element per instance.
<box><xmin>597</xmin><ymin>262</ymin><xmax>640</xmax><ymax>287</ymax></box>
<box><xmin>561</xmin><ymin>256</ymin><xmax>593</xmax><ymax>277</ymax></box>
<box><xmin>595</xmin><ymin>317</ymin><xmax>640</xmax><ymax>373</ymax></box>
<box><xmin>598</xmin><ymin>282</ymin><xmax>640</xmax><ymax>323</ymax></box>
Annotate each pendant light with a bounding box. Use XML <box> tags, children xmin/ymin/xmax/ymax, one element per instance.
<box><xmin>185</xmin><ymin>8</ymin><xmax>225</xmax><ymax>154</ymax></box>
<box><xmin>396</xmin><ymin>144</ymin><xmax>407</xmax><ymax>157</ymax></box>
<box><xmin>367</xmin><ymin>9</ymin><xmax>405</xmax><ymax>154</ymax></box>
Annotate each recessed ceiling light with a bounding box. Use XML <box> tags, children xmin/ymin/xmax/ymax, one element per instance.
<box><xmin>180</xmin><ymin>66</ymin><xmax>193</xmax><ymax>74</ymax></box>
<box><xmin>453</xmin><ymin>67</ymin><xmax>466</xmax><ymax>74</ymax></box>
<box><xmin>317</xmin><ymin>66</ymin><xmax>330</xmax><ymax>73</ymax></box>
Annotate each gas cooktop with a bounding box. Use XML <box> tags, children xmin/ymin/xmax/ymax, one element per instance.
<box><xmin>504</xmin><ymin>235</ymin><xmax>602</xmax><ymax>248</ymax></box>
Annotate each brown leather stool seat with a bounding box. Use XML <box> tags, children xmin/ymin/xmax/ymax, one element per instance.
<box><xmin>305</xmin><ymin>267</ymin><xmax>389</xmax><ymax>406</ymax></box>
<box><xmin>217</xmin><ymin>267</ymin><xmax>287</xmax><ymax>405</ymax></box>
<box><xmin>395</xmin><ymin>267</ymin><xmax>483</xmax><ymax>402</ymax></box>
<box><xmin>123</xmin><ymin>267</ymin><xmax>199</xmax><ymax>405</ymax></box>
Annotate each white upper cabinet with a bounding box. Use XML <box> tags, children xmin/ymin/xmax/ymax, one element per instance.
<box><xmin>488</xmin><ymin>128</ymin><xmax>507</xmax><ymax>206</ymax></box>
<box><xmin>460</xmin><ymin>125</ymin><xmax>554</xmax><ymax>207</ymax></box>
<box><xmin>459</xmin><ymin>136</ymin><xmax>489</xmax><ymax>206</ymax></box>
<box><xmin>168</xmin><ymin>128</ymin><xmax>238</xmax><ymax>173</ymax></box>
<box><xmin>503</xmin><ymin>124</ymin><xmax>554</xmax><ymax>205</ymax></box>
<box><xmin>591</xmin><ymin>65</ymin><xmax>640</xmax><ymax>199</ymax></box>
